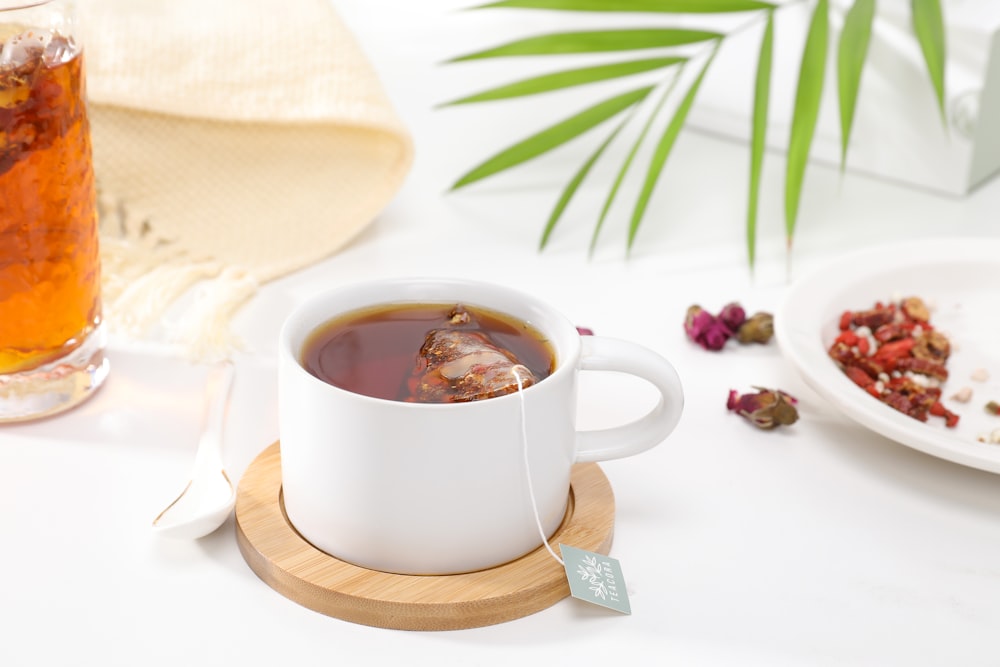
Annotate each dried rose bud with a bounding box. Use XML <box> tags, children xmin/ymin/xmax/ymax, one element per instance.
<box><xmin>986</xmin><ymin>401</ymin><xmax>1000</xmax><ymax>416</ymax></box>
<box><xmin>684</xmin><ymin>305</ymin><xmax>710</xmax><ymax>337</ymax></box>
<box><xmin>685</xmin><ymin>305</ymin><xmax>730</xmax><ymax>351</ymax></box>
<box><xmin>717</xmin><ymin>302</ymin><xmax>746</xmax><ymax>334</ymax></box>
<box><xmin>703</xmin><ymin>321</ymin><xmax>732</xmax><ymax>351</ymax></box>
<box><xmin>727</xmin><ymin>387</ymin><xmax>799</xmax><ymax>429</ymax></box>
<box><xmin>736</xmin><ymin>311</ymin><xmax>774</xmax><ymax>344</ymax></box>
<box><xmin>576</xmin><ymin>326</ymin><xmax>594</xmax><ymax>336</ymax></box>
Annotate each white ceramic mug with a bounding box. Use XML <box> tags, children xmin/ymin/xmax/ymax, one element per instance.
<box><xmin>278</xmin><ymin>278</ymin><xmax>684</xmax><ymax>575</ymax></box>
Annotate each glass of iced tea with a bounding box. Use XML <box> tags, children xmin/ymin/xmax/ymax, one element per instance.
<box><xmin>0</xmin><ymin>0</ymin><xmax>107</xmax><ymax>422</ymax></box>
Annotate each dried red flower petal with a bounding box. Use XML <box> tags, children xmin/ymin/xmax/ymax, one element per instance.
<box><xmin>727</xmin><ymin>387</ymin><xmax>799</xmax><ymax>429</ymax></box>
<box><xmin>576</xmin><ymin>326</ymin><xmax>594</xmax><ymax>336</ymax></box>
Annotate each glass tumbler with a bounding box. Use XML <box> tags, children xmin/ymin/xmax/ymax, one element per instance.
<box><xmin>0</xmin><ymin>0</ymin><xmax>107</xmax><ymax>422</ymax></box>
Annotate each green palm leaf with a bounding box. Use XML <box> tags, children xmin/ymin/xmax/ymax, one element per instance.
<box><xmin>473</xmin><ymin>0</ymin><xmax>774</xmax><ymax>12</ymax></box>
<box><xmin>451</xmin><ymin>85</ymin><xmax>654</xmax><ymax>190</ymax></box>
<box><xmin>443</xmin><ymin>0</ymin><xmax>948</xmax><ymax>264</ymax></box>
<box><xmin>911</xmin><ymin>0</ymin><xmax>947</xmax><ymax>122</ymax></box>
<box><xmin>784</xmin><ymin>0</ymin><xmax>828</xmax><ymax>249</ymax></box>
<box><xmin>747</xmin><ymin>9</ymin><xmax>773</xmax><ymax>271</ymax></box>
<box><xmin>837</xmin><ymin>0</ymin><xmax>875</xmax><ymax>169</ymax></box>
<box><xmin>628</xmin><ymin>41</ymin><xmax>721</xmax><ymax>251</ymax></box>
<box><xmin>589</xmin><ymin>68</ymin><xmax>682</xmax><ymax>254</ymax></box>
<box><xmin>447</xmin><ymin>28</ymin><xmax>722</xmax><ymax>61</ymax></box>
<box><xmin>440</xmin><ymin>56</ymin><xmax>685</xmax><ymax>106</ymax></box>
<box><xmin>539</xmin><ymin>115</ymin><xmax>632</xmax><ymax>249</ymax></box>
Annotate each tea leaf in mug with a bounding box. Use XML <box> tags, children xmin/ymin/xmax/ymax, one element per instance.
<box><xmin>627</xmin><ymin>41</ymin><xmax>720</xmax><ymax>251</ymax></box>
<box><xmin>446</xmin><ymin>28</ymin><xmax>722</xmax><ymax>62</ymax></box>
<box><xmin>439</xmin><ymin>57</ymin><xmax>684</xmax><ymax>106</ymax></box>
<box><xmin>746</xmin><ymin>9</ymin><xmax>773</xmax><ymax>271</ymax></box>
<box><xmin>471</xmin><ymin>0</ymin><xmax>775</xmax><ymax>12</ymax></box>
<box><xmin>784</xmin><ymin>0</ymin><xmax>828</xmax><ymax>250</ymax></box>
<box><xmin>837</xmin><ymin>0</ymin><xmax>875</xmax><ymax>170</ymax></box>
<box><xmin>451</xmin><ymin>85</ymin><xmax>654</xmax><ymax>190</ymax></box>
<box><xmin>911</xmin><ymin>0</ymin><xmax>947</xmax><ymax>123</ymax></box>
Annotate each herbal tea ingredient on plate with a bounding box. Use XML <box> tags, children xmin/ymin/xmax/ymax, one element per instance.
<box><xmin>828</xmin><ymin>296</ymin><xmax>960</xmax><ymax>428</ymax></box>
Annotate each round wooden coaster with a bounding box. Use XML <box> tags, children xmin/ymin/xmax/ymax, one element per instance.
<box><xmin>235</xmin><ymin>441</ymin><xmax>615</xmax><ymax>631</ymax></box>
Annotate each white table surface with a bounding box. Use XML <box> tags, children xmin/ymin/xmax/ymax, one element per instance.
<box><xmin>4</xmin><ymin>2</ymin><xmax>1000</xmax><ymax>665</ymax></box>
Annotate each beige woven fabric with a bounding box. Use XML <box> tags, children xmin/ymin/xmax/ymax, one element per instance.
<box><xmin>77</xmin><ymin>0</ymin><xmax>413</xmax><ymax>356</ymax></box>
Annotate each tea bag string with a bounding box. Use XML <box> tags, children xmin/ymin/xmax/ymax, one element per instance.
<box><xmin>511</xmin><ymin>365</ymin><xmax>564</xmax><ymax>567</ymax></box>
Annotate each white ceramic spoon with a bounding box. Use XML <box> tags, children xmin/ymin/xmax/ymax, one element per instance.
<box><xmin>152</xmin><ymin>360</ymin><xmax>236</xmax><ymax>539</ymax></box>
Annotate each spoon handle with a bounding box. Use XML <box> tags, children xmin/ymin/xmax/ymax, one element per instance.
<box><xmin>192</xmin><ymin>360</ymin><xmax>236</xmax><ymax>473</ymax></box>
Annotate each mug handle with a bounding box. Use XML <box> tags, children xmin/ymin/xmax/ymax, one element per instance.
<box><xmin>574</xmin><ymin>336</ymin><xmax>684</xmax><ymax>463</ymax></box>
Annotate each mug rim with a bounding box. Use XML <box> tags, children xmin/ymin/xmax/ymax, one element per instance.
<box><xmin>279</xmin><ymin>276</ymin><xmax>582</xmax><ymax>409</ymax></box>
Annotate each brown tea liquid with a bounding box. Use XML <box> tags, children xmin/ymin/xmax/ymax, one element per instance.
<box><xmin>302</xmin><ymin>303</ymin><xmax>555</xmax><ymax>402</ymax></box>
<box><xmin>0</xmin><ymin>30</ymin><xmax>100</xmax><ymax>374</ymax></box>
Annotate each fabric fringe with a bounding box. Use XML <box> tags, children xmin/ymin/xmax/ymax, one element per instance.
<box><xmin>98</xmin><ymin>193</ymin><xmax>259</xmax><ymax>361</ymax></box>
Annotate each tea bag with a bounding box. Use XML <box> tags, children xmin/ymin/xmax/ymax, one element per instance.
<box><xmin>405</xmin><ymin>307</ymin><xmax>538</xmax><ymax>403</ymax></box>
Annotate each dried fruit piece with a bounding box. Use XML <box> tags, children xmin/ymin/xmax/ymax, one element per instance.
<box><xmin>986</xmin><ymin>401</ymin><xmax>1000</xmax><ymax>416</ymax></box>
<box><xmin>911</xmin><ymin>331</ymin><xmax>951</xmax><ymax>362</ymax></box>
<box><xmin>901</xmin><ymin>296</ymin><xmax>930</xmax><ymax>322</ymax></box>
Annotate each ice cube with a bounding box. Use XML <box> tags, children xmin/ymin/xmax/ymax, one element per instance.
<box><xmin>0</xmin><ymin>29</ymin><xmax>49</xmax><ymax>71</ymax></box>
<box><xmin>42</xmin><ymin>34</ymin><xmax>75</xmax><ymax>67</ymax></box>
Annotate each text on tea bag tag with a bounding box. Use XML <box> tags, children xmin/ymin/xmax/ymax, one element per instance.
<box><xmin>512</xmin><ymin>367</ymin><xmax>632</xmax><ymax>615</ymax></box>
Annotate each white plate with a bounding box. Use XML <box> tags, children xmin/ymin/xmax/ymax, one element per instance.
<box><xmin>775</xmin><ymin>238</ymin><xmax>1000</xmax><ymax>474</ymax></box>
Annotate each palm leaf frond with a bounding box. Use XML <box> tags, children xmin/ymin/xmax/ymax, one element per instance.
<box><xmin>784</xmin><ymin>0</ymin><xmax>828</xmax><ymax>249</ymax></box>
<box><xmin>590</xmin><ymin>67</ymin><xmax>683</xmax><ymax>254</ymax></box>
<box><xmin>911</xmin><ymin>0</ymin><xmax>947</xmax><ymax>123</ymax></box>
<box><xmin>447</xmin><ymin>28</ymin><xmax>722</xmax><ymax>61</ymax></box>
<box><xmin>472</xmin><ymin>0</ymin><xmax>775</xmax><ymax>12</ymax></box>
<box><xmin>837</xmin><ymin>0</ymin><xmax>875</xmax><ymax>169</ymax></box>
<box><xmin>440</xmin><ymin>57</ymin><xmax>685</xmax><ymax>106</ymax></box>
<box><xmin>628</xmin><ymin>41</ymin><xmax>721</xmax><ymax>251</ymax></box>
<box><xmin>451</xmin><ymin>85</ymin><xmax>655</xmax><ymax>190</ymax></box>
<box><xmin>539</xmin><ymin>115</ymin><xmax>633</xmax><ymax>249</ymax></box>
<box><xmin>747</xmin><ymin>9</ymin><xmax>773</xmax><ymax>271</ymax></box>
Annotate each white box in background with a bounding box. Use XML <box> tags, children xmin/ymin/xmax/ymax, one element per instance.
<box><xmin>686</xmin><ymin>0</ymin><xmax>1000</xmax><ymax>196</ymax></box>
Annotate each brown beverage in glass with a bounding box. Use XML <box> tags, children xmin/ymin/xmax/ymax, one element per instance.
<box><xmin>0</xmin><ymin>2</ymin><xmax>107</xmax><ymax>422</ymax></box>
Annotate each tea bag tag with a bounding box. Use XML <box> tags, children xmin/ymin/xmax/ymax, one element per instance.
<box><xmin>558</xmin><ymin>544</ymin><xmax>632</xmax><ymax>615</ymax></box>
<box><xmin>511</xmin><ymin>366</ymin><xmax>632</xmax><ymax>616</ymax></box>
